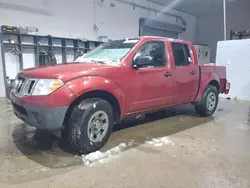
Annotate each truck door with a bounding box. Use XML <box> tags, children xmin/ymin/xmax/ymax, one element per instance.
<box><xmin>170</xmin><ymin>42</ymin><xmax>199</xmax><ymax>103</ymax></box>
<box><xmin>130</xmin><ymin>40</ymin><xmax>174</xmax><ymax>112</ymax></box>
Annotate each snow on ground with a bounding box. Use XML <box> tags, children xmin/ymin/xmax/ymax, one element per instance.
<box><xmin>82</xmin><ymin>142</ymin><xmax>133</xmax><ymax>166</ymax></box>
<box><xmin>145</xmin><ymin>136</ymin><xmax>174</xmax><ymax>147</ymax></box>
<box><xmin>82</xmin><ymin>136</ymin><xmax>174</xmax><ymax>166</ymax></box>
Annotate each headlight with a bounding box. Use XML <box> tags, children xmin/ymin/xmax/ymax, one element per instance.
<box><xmin>32</xmin><ymin>79</ymin><xmax>64</xmax><ymax>96</ymax></box>
<box><xmin>13</xmin><ymin>76</ymin><xmax>19</xmax><ymax>89</ymax></box>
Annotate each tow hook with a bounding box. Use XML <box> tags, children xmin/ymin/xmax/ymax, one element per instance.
<box><xmin>136</xmin><ymin>114</ymin><xmax>142</xmax><ymax>119</ymax></box>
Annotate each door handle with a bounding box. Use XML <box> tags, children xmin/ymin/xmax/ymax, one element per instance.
<box><xmin>190</xmin><ymin>70</ymin><xmax>196</xmax><ymax>75</ymax></box>
<box><xmin>164</xmin><ymin>72</ymin><xmax>172</xmax><ymax>77</ymax></box>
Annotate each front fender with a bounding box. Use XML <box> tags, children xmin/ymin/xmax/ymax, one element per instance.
<box><xmin>65</xmin><ymin>76</ymin><xmax>126</xmax><ymax>117</ymax></box>
<box><xmin>194</xmin><ymin>72</ymin><xmax>220</xmax><ymax>103</ymax></box>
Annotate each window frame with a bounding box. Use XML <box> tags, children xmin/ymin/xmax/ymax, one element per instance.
<box><xmin>133</xmin><ymin>40</ymin><xmax>167</xmax><ymax>69</ymax></box>
<box><xmin>183</xmin><ymin>43</ymin><xmax>192</xmax><ymax>66</ymax></box>
<box><xmin>171</xmin><ymin>42</ymin><xmax>192</xmax><ymax>67</ymax></box>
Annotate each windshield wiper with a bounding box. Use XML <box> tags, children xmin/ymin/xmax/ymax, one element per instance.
<box><xmin>91</xmin><ymin>60</ymin><xmax>105</xmax><ymax>64</ymax></box>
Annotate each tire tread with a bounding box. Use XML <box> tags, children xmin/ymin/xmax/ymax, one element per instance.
<box><xmin>195</xmin><ymin>85</ymin><xmax>218</xmax><ymax>117</ymax></box>
<box><xmin>67</xmin><ymin>98</ymin><xmax>113</xmax><ymax>154</ymax></box>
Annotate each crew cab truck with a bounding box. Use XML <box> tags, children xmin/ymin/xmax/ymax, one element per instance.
<box><xmin>10</xmin><ymin>36</ymin><xmax>230</xmax><ymax>154</ymax></box>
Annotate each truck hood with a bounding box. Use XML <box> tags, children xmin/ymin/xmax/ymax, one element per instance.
<box><xmin>19</xmin><ymin>62</ymin><xmax>119</xmax><ymax>82</ymax></box>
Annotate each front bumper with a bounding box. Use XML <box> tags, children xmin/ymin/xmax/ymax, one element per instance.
<box><xmin>10</xmin><ymin>85</ymin><xmax>75</xmax><ymax>131</ymax></box>
<box><xmin>11</xmin><ymin>99</ymin><xmax>67</xmax><ymax>131</ymax></box>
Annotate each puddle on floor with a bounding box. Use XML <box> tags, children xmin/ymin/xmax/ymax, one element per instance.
<box><xmin>1</xmin><ymin>103</ymin><xmax>214</xmax><ymax>169</ymax></box>
<box><xmin>103</xmin><ymin>106</ymin><xmax>213</xmax><ymax>151</ymax></box>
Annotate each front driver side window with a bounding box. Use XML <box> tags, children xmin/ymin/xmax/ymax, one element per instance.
<box><xmin>134</xmin><ymin>41</ymin><xmax>166</xmax><ymax>68</ymax></box>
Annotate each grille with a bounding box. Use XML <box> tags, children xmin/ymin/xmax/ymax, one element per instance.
<box><xmin>13</xmin><ymin>77</ymin><xmax>38</xmax><ymax>97</ymax></box>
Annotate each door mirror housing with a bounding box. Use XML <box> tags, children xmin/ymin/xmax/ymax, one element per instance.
<box><xmin>133</xmin><ymin>56</ymin><xmax>152</xmax><ymax>69</ymax></box>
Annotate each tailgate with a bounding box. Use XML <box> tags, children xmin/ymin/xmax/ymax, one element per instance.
<box><xmin>200</xmin><ymin>65</ymin><xmax>227</xmax><ymax>93</ymax></box>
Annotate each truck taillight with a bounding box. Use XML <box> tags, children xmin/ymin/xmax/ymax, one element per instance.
<box><xmin>225</xmin><ymin>82</ymin><xmax>230</xmax><ymax>94</ymax></box>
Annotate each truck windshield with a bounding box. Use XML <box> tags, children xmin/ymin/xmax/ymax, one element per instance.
<box><xmin>75</xmin><ymin>39</ymin><xmax>139</xmax><ymax>64</ymax></box>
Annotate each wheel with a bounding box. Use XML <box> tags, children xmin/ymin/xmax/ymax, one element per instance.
<box><xmin>67</xmin><ymin>98</ymin><xmax>114</xmax><ymax>154</ymax></box>
<box><xmin>195</xmin><ymin>85</ymin><xmax>219</xmax><ymax>117</ymax></box>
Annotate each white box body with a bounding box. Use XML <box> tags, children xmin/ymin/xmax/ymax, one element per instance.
<box><xmin>216</xmin><ymin>39</ymin><xmax>250</xmax><ymax>101</ymax></box>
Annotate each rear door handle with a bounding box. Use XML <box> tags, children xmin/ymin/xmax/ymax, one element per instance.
<box><xmin>190</xmin><ymin>70</ymin><xmax>196</xmax><ymax>75</ymax></box>
<box><xmin>164</xmin><ymin>72</ymin><xmax>172</xmax><ymax>77</ymax></box>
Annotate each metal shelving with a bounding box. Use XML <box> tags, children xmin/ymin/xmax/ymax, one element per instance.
<box><xmin>0</xmin><ymin>25</ymin><xmax>103</xmax><ymax>98</ymax></box>
<box><xmin>230</xmin><ymin>30</ymin><xmax>250</xmax><ymax>40</ymax></box>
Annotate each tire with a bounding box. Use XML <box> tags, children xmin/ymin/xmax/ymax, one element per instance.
<box><xmin>67</xmin><ymin>98</ymin><xmax>114</xmax><ymax>154</ymax></box>
<box><xmin>195</xmin><ymin>85</ymin><xmax>219</xmax><ymax>117</ymax></box>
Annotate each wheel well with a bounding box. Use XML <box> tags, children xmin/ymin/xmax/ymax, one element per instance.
<box><xmin>64</xmin><ymin>90</ymin><xmax>121</xmax><ymax>126</ymax></box>
<box><xmin>209</xmin><ymin>80</ymin><xmax>220</xmax><ymax>92</ymax></box>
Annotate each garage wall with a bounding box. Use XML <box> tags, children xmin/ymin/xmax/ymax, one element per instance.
<box><xmin>196</xmin><ymin>2</ymin><xmax>250</xmax><ymax>62</ymax></box>
<box><xmin>0</xmin><ymin>0</ymin><xmax>197</xmax><ymax>98</ymax></box>
<box><xmin>0</xmin><ymin>0</ymin><xmax>197</xmax><ymax>41</ymax></box>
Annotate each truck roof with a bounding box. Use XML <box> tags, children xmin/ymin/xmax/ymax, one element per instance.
<box><xmin>126</xmin><ymin>36</ymin><xmax>192</xmax><ymax>44</ymax></box>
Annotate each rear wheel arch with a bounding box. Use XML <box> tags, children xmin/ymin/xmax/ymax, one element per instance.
<box><xmin>200</xmin><ymin>75</ymin><xmax>220</xmax><ymax>98</ymax></box>
<box><xmin>195</xmin><ymin>84</ymin><xmax>219</xmax><ymax>117</ymax></box>
<box><xmin>201</xmin><ymin>80</ymin><xmax>220</xmax><ymax>102</ymax></box>
<box><xmin>208</xmin><ymin>80</ymin><xmax>220</xmax><ymax>93</ymax></box>
<box><xmin>192</xmin><ymin>78</ymin><xmax>220</xmax><ymax>105</ymax></box>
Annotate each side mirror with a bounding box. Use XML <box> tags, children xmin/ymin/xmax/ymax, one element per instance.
<box><xmin>133</xmin><ymin>56</ymin><xmax>152</xmax><ymax>69</ymax></box>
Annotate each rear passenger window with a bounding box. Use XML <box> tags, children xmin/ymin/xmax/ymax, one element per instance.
<box><xmin>171</xmin><ymin>43</ymin><xmax>192</xmax><ymax>66</ymax></box>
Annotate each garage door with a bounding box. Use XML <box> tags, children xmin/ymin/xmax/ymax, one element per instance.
<box><xmin>140</xmin><ymin>26</ymin><xmax>178</xmax><ymax>38</ymax></box>
<box><xmin>139</xmin><ymin>18</ymin><xmax>185</xmax><ymax>39</ymax></box>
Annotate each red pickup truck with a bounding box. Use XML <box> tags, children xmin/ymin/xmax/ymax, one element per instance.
<box><xmin>10</xmin><ymin>36</ymin><xmax>230</xmax><ymax>153</ymax></box>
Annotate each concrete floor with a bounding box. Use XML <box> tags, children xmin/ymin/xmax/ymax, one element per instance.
<box><xmin>0</xmin><ymin>98</ymin><xmax>250</xmax><ymax>188</ymax></box>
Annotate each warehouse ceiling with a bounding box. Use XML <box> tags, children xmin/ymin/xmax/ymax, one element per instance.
<box><xmin>149</xmin><ymin>0</ymin><xmax>250</xmax><ymax>16</ymax></box>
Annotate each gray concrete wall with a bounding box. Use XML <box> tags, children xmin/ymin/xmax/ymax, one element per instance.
<box><xmin>0</xmin><ymin>0</ymin><xmax>249</xmax><ymax>97</ymax></box>
<box><xmin>0</xmin><ymin>0</ymin><xmax>197</xmax><ymax>41</ymax></box>
<box><xmin>0</xmin><ymin>0</ymin><xmax>198</xmax><ymax>98</ymax></box>
<box><xmin>196</xmin><ymin>1</ymin><xmax>250</xmax><ymax>62</ymax></box>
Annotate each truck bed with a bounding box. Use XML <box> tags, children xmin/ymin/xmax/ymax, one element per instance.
<box><xmin>200</xmin><ymin>65</ymin><xmax>227</xmax><ymax>93</ymax></box>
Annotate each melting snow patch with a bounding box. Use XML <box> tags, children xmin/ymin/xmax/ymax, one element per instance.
<box><xmin>145</xmin><ymin>136</ymin><xmax>174</xmax><ymax>147</ymax></box>
<box><xmin>82</xmin><ymin>143</ymin><xmax>129</xmax><ymax>166</ymax></box>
